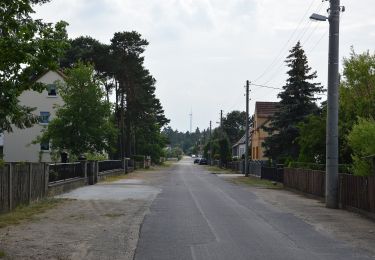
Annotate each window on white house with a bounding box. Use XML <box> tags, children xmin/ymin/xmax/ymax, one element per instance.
<box><xmin>40</xmin><ymin>142</ymin><xmax>50</xmax><ymax>151</ymax></box>
<box><xmin>39</xmin><ymin>112</ymin><xmax>50</xmax><ymax>124</ymax></box>
<box><xmin>47</xmin><ymin>84</ymin><xmax>57</xmax><ymax>96</ymax></box>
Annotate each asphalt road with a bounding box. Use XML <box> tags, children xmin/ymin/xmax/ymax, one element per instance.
<box><xmin>135</xmin><ymin>158</ymin><xmax>372</xmax><ymax>260</ymax></box>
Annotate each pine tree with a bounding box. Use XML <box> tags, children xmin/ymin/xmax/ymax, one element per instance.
<box><xmin>263</xmin><ymin>41</ymin><xmax>324</xmax><ymax>162</ymax></box>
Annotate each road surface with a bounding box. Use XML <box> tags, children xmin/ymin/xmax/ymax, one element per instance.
<box><xmin>135</xmin><ymin>158</ymin><xmax>371</xmax><ymax>260</ymax></box>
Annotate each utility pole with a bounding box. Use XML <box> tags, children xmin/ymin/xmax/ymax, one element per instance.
<box><xmin>189</xmin><ymin>109</ymin><xmax>193</xmax><ymax>133</ymax></box>
<box><xmin>220</xmin><ymin>110</ymin><xmax>223</xmax><ymax>128</ymax></box>
<box><xmin>209</xmin><ymin>120</ymin><xmax>212</xmax><ymax>165</ymax></box>
<box><xmin>245</xmin><ymin>80</ymin><xmax>250</xmax><ymax>177</ymax></box>
<box><xmin>326</xmin><ymin>0</ymin><xmax>341</xmax><ymax>209</ymax></box>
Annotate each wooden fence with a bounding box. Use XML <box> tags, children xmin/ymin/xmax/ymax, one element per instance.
<box><xmin>340</xmin><ymin>174</ymin><xmax>375</xmax><ymax>214</ymax></box>
<box><xmin>283</xmin><ymin>168</ymin><xmax>326</xmax><ymax>197</ymax></box>
<box><xmin>0</xmin><ymin>163</ymin><xmax>48</xmax><ymax>213</ymax></box>
<box><xmin>0</xmin><ymin>157</ymin><xmax>137</xmax><ymax>213</ymax></box>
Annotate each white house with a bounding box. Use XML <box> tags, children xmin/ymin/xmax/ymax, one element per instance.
<box><xmin>3</xmin><ymin>70</ymin><xmax>65</xmax><ymax>162</ymax></box>
<box><xmin>232</xmin><ymin>134</ymin><xmax>247</xmax><ymax>159</ymax></box>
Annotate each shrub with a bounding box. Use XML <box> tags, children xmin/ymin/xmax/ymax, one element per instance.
<box><xmin>132</xmin><ymin>155</ymin><xmax>145</xmax><ymax>162</ymax></box>
<box><xmin>348</xmin><ymin>118</ymin><xmax>375</xmax><ymax>176</ymax></box>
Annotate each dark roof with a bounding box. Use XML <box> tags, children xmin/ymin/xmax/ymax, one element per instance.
<box><xmin>255</xmin><ymin>102</ymin><xmax>279</xmax><ymax>117</ymax></box>
<box><xmin>232</xmin><ymin>129</ymin><xmax>252</xmax><ymax>148</ymax></box>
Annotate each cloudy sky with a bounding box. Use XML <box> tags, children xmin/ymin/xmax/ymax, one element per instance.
<box><xmin>34</xmin><ymin>0</ymin><xmax>375</xmax><ymax>132</ymax></box>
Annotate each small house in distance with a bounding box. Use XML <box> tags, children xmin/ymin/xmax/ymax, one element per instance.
<box><xmin>3</xmin><ymin>70</ymin><xmax>65</xmax><ymax>162</ymax></box>
<box><xmin>251</xmin><ymin>101</ymin><xmax>278</xmax><ymax>161</ymax></box>
<box><xmin>232</xmin><ymin>134</ymin><xmax>246</xmax><ymax>159</ymax></box>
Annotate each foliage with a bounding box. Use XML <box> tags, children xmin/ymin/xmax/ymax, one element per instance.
<box><xmin>0</xmin><ymin>0</ymin><xmax>69</xmax><ymax>132</ymax></box>
<box><xmin>263</xmin><ymin>41</ymin><xmax>324</xmax><ymax>162</ymax></box>
<box><xmin>162</xmin><ymin>127</ymin><xmax>208</xmax><ymax>154</ymax></box>
<box><xmin>297</xmin><ymin>49</ymin><xmax>375</xmax><ymax>166</ymax></box>
<box><xmin>38</xmin><ymin>63</ymin><xmax>117</xmax><ymax>158</ymax></box>
<box><xmin>339</xmin><ymin>49</ymin><xmax>375</xmax><ymax>162</ymax></box>
<box><xmin>348</xmin><ymin>118</ymin><xmax>375</xmax><ymax>176</ymax></box>
<box><xmin>297</xmin><ymin>109</ymin><xmax>326</xmax><ymax>164</ymax></box>
<box><xmin>85</xmin><ymin>153</ymin><xmax>108</xmax><ymax>161</ymax></box>
<box><xmin>61</xmin><ymin>32</ymin><xmax>169</xmax><ymax>162</ymax></box>
<box><xmin>222</xmin><ymin>111</ymin><xmax>248</xmax><ymax>144</ymax></box>
<box><xmin>165</xmin><ymin>147</ymin><xmax>183</xmax><ymax>159</ymax></box>
<box><xmin>132</xmin><ymin>155</ymin><xmax>145</xmax><ymax>162</ymax></box>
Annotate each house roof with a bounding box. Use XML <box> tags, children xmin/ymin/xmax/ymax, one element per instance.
<box><xmin>255</xmin><ymin>102</ymin><xmax>279</xmax><ymax>118</ymax></box>
<box><xmin>232</xmin><ymin>129</ymin><xmax>252</xmax><ymax>148</ymax></box>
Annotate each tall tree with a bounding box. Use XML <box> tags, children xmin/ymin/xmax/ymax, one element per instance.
<box><xmin>38</xmin><ymin>63</ymin><xmax>117</xmax><ymax>157</ymax></box>
<box><xmin>263</xmin><ymin>41</ymin><xmax>324</xmax><ymax>162</ymax></box>
<box><xmin>0</xmin><ymin>0</ymin><xmax>69</xmax><ymax>132</ymax></box>
<box><xmin>222</xmin><ymin>111</ymin><xmax>247</xmax><ymax>144</ymax></box>
<box><xmin>110</xmin><ymin>31</ymin><xmax>169</xmax><ymax>158</ymax></box>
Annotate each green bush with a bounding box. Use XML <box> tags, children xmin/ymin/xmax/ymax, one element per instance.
<box><xmin>348</xmin><ymin>118</ymin><xmax>375</xmax><ymax>176</ymax></box>
<box><xmin>132</xmin><ymin>155</ymin><xmax>145</xmax><ymax>162</ymax></box>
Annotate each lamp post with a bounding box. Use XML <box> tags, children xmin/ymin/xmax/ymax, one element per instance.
<box><xmin>310</xmin><ymin>0</ymin><xmax>343</xmax><ymax>208</ymax></box>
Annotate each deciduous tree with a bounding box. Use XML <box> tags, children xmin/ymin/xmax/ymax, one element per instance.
<box><xmin>0</xmin><ymin>0</ymin><xmax>69</xmax><ymax>132</ymax></box>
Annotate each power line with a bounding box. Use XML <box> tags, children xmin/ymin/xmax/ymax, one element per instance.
<box><xmin>256</xmin><ymin>1</ymin><xmax>326</xmax><ymax>87</ymax></box>
<box><xmin>253</xmin><ymin>0</ymin><xmax>317</xmax><ymax>83</ymax></box>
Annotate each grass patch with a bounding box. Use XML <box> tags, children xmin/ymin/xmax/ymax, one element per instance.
<box><xmin>0</xmin><ymin>250</ymin><xmax>5</xmax><ymax>258</ymax></box>
<box><xmin>205</xmin><ymin>166</ymin><xmax>233</xmax><ymax>174</ymax></box>
<box><xmin>230</xmin><ymin>176</ymin><xmax>283</xmax><ymax>189</ymax></box>
<box><xmin>158</xmin><ymin>161</ymin><xmax>175</xmax><ymax>168</ymax></box>
<box><xmin>0</xmin><ymin>198</ymin><xmax>65</xmax><ymax>229</ymax></box>
<box><xmin>100</xmin><ymin>173</ymin><xmax>129</xmax><ymax>183</ymax></box>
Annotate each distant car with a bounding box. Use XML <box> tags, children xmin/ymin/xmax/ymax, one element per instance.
<box><xmin>191</xmin><ymin>154</ymin><xmax>196</xmax><ymax>158</ymax></box>
<box><xmin>199</xmin><ymin>158</ymin><xmax>208</xmax><ymax>165</ymax></box>
<box><xmin>194</xmin><ymin>158</ymin><xmax>200</xmax><ymax>164</ymax></box>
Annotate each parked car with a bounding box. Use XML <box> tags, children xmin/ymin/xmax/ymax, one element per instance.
<box><xmin>194</xmin><ymin>158</ymin><xmax>200</xmax><ymax>164</ymax></box>
<box><xmin>199</xmin><ymin>158</ymin><xmax>208</xmax><ymax>165</ymax></box>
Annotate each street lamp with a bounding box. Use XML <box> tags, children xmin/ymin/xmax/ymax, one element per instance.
<box><xmin>309</xmin><ymin>13</ymin><xmax>328</xmax><ymax>22</ymax></box>
<box><xmin>310</xmin><ymin>0</ymin><xmax>343</xmax><ymax>209</ymax></box>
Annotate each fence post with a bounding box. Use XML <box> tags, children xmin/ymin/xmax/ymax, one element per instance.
<box><xmin>28</xmin><ymin>163</ymin><xmax>32</xmax><ymax>204</ymax></box>
<box><xmin>80</xmin><ymin>161</ymin><xmax>88</xmax><ymax>181</ymax></box>
<box><xmin>44</xmin><ymin>163</ymin><xmax>49</xmax><ymax>196</ymax></box>
<box><xmin>8</xmin><ymin>163</ymin><xmax>13</xmax><ymax>211</ymax></box>
<box><xmin>124</xmin><ymin>158</ymin><xmax>129</xmax><ymax>174</ymax></box>
<box><xmin>94</xmin><ymin>161</ymin><xmax>98</xmax><ymax>184</ymax></box>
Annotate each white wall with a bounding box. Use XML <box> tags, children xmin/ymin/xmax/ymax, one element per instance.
<box><xmin>3</xmin><ymin>71</ymin><xmax>64</xmax><ymax>162</ymax></box>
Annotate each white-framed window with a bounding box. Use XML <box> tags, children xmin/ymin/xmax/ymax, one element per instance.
<box><xmin>47</xmin><ymin>84</ymin><xmax>57</xmax><ymax>96</ymax></box>
<box><xmin>39</xmin><ymin>111</ymin><xmax>50</xmax><ymax>124</ymax></box>
<box><xmin>40</xmin><ymin>142</ymin><xmax>50</xmax><ymax>151</ymax></box>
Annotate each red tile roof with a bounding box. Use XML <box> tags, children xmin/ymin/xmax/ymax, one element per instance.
<box><xmin>255</xmin><ymin>102</ymin><xmax>279</xmax><ymax>117</ymax></box>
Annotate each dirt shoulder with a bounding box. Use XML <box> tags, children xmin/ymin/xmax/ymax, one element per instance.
<box><xmin>0</xmin><ymin>166</ymin><xmax>172</xmax><ymax>260</ymax></box>
<box><xmin>233</xmin><ymin>181</ymin><xmax>375</xmax><ymax>256</ymax></box>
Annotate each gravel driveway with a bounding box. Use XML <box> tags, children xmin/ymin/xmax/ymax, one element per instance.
<box><xmin>0</xmin><ymin>168</ymin><xmax>169</xmax><ymax>260</ymax></box>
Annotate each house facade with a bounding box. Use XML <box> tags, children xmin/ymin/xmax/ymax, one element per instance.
<box><xmin>3</xmin><ymin>71</ymin><xmax>65</xmax><ymax>162</ymax></box>
<box><xmin>232</xmin><ymin>134</ymin><xmax>246</xmax><ymax>159</ymax></box>
<box><xmin>251</xmin><ymin>102</ymin><xmax>278</xmax><ymax>161</ymax></box>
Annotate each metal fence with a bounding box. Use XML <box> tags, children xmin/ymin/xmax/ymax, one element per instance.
<box><xmin>249</xmin><ymin>161</ymin><xmax>266</xmax><ymax>177</ymax></box>
<box><xmin>49</xmin><ymin>162</ymin><xmax>84</xmax><ymax>182</ymax></box>
<box><xmin>98</xmin><ymin>160</ymin><xmax>122</xmax><ymax>172</ymax></box>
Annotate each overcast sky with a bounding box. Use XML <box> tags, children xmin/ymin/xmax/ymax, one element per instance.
<box><xmin>34</xmin><ymin>0</ymin><xmax>375</xmax><ymax>132</ymax></box>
